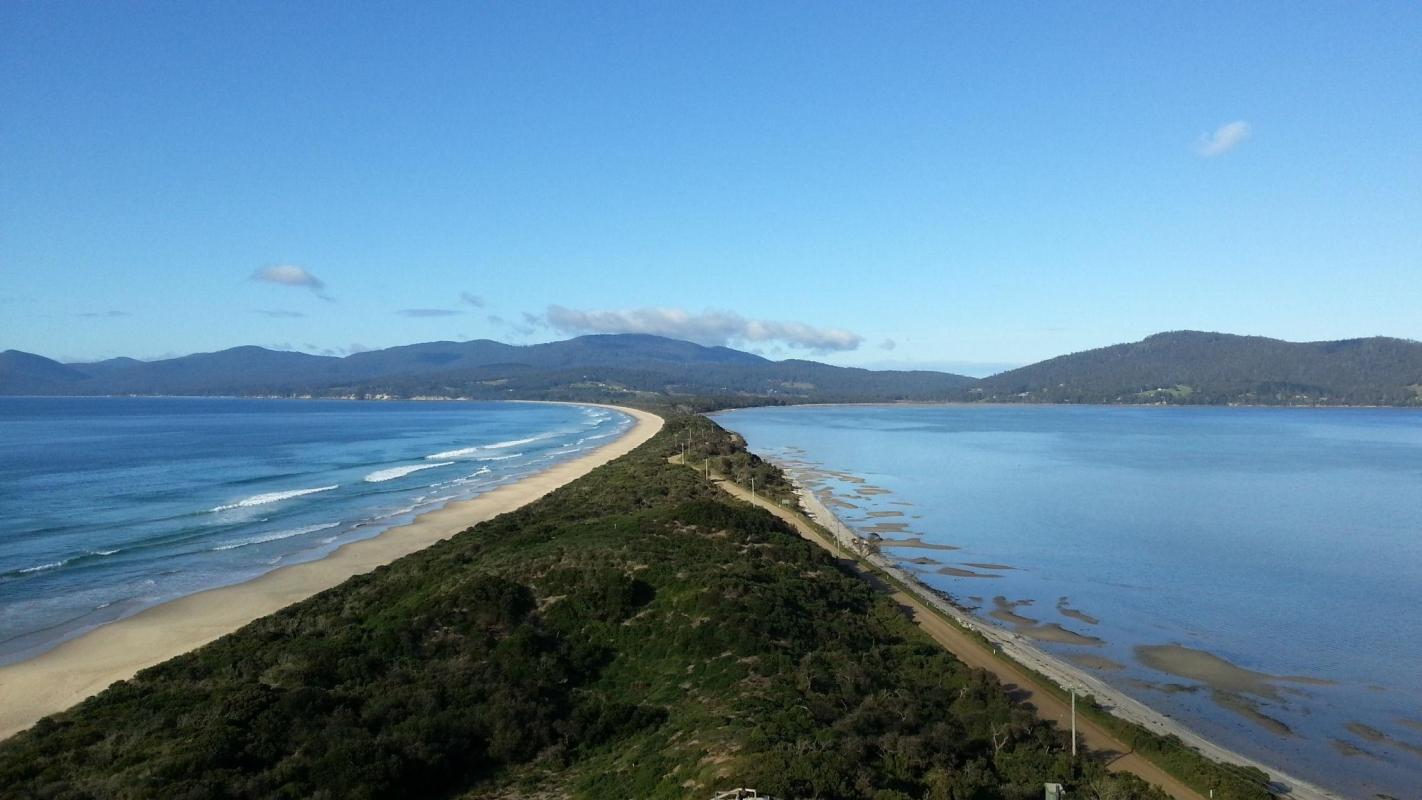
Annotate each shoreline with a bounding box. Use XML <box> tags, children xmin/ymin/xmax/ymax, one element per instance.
<box><xmin>786</xmin><ymin>475</ymin><xmax>1341</xmax><ymax>800</ymax></box>
<box><xmin>0</xmin><ymin>403</ymin><xmax>663</xmax><ymax>742</ymax></box>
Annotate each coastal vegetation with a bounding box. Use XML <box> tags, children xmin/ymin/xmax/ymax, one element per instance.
<box><xmin>0</xmin><ymin>414</ymin><xmax>1219</xmax><ymax>799</ymax></box>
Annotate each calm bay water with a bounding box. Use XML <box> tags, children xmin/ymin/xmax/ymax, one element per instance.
<box><xmin>0</xmin><ymin>397</ymin><xmax>630</xmax><ymax>665</ymax></box>
<box><xmin>718</xmin><ymin>404</ymin><xmax>1422</xmax><ymax>798</ymax></box>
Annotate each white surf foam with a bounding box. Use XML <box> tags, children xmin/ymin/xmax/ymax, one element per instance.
<box><xmin>483</xmin><ymin>435</ymin><xmax>546</xmax><ymax>449</ymax></box>
<box><xmin>212</xmin><ymin>522</ymin><xmax>340</xmax><ymax>551</ymax></box>
<box><xmin>364</xmin><ymin>462</ymin><xmax>453</xmax><ymax>483</ymax></box>
<box><xmin>426</xmin><ymin>446</ymin><xmax>480</xmax><ymax>460</ymax></box>
<box><xmin>18</xmin><ymin>560</ymin><xmax>67</xmax><ymax>574</ymax></box>
<box><xmin>475</xmin><ymin>452</ymin><xmax>522</xmax><ymax>461</ymax></box>
<box><xmin>212</xmin><ymin>485</ymin><xmax>338</xmax><ymax>512</ymax></box>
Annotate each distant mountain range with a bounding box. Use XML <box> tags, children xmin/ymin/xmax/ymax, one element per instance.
<box><xmin>0</xmin><ymin>334</ymin><xmax>973</xmax><ymax>403</ymax></box>
<box><xmin>3</xmin><ymin>330</ymin><xmax>1420</xmax><ymax>406</ymax></box>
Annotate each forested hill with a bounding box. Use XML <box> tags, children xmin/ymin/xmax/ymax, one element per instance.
<box><xmin>0</xmin><ymin>334</ymin><xmax>974</xmax><ymax>403</ymax></box>
<box><xmin>971</xmin><ymin>331</ymin><xmax>1422</xmax><ymax>406</ymax></box>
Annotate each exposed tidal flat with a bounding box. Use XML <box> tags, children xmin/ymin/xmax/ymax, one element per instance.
<box><xmin>717</xmin><ymin>404</ymin><xmax>1422</xmax><ymax>799</ymax></box>
<box><xmin>0</xmin><ymin>397</ymin><xmax>657</xmax><ymax>737</ymax></box>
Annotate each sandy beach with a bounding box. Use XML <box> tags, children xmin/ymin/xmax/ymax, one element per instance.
<box><xmin>0</xmin><ymin>403</ymin><xmax>662</xmax><ymax>742</ymax></box>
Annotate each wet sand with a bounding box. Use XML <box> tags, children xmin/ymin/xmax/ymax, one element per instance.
<box><xmin>1057</xmin><ymin>597</ymin><xmax>1100</xmax><ymax>625</ymax></box>
<box><xmin>1213</xmin><ymin>691</ymin><xmax>1295</xmax><ymax>737</ymax></box>
<box><xmin>938</xmin><ymin>566</ymin><xmax>1002</xmax><ymax>578</ymax></box>
<box><xmin>1021</xmin><ymin>623</ymin><xmax>1104</xmax><ymax>646</ymax></box>
<box><xmin>1067</xmin><ymin>653</ymin><xmax>1127</xmax><ymax>672</ymax></box>
<box><xmin>1134</xmin><ymin>644</ymin><xmax>1333</xmax><ymax>700</ymax></box>
<box><xmin>0</xmin><ymin>404</ymin><xmax>662</xmax><ymax>742</ymax></box>
<box><xmin>1346</xmin><ymin>722</ymin><xmax>1422</xmax><ymax>759</ymax></box>
<box><xmin>876</xmin><ymin>536</ymin><xmax>958</xmax><ymax>550</ymax></box>
<box><xmin>991</xmin><ymin>597</ymin><xmax>1103</xmax><ymax>646</ymax></box>
<box><xmin>1329</xmin><ymin>739</ymin><xmax>1377</xmax><ymax>759</ymax></box>
<box><xmin>990</xmin><ymin>596</ymin><xmax>1038</xmax><ymax>626</ymax></box>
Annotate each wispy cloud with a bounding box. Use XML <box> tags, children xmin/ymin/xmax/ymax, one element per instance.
<box><xmin>487</xmin><ymin>313</ymin><xmax>538</xmax><ymax>337</ymax></box>
<box><xmin>252</xmin><ymin>265</ymin><xmax>331</xmax><ymax>300</ymax></box>
<box><xmin>254</xmin><ymin>309</ymin><xmax>306</xmax><ymax>318</ymax></box>
<box><xmin>543</xmin><ymin>305</ymin><xmax>863</xmax><ymax>352</ymax></box>
<box><xmin>396</xmin><ymin>308</ymin><xmax>464</xmax><ymax>318</ymax></box>
<box><xmin>460</xmin><ymin>292</ymin><xmax>485</xmax><ymax>308</ymax></box>
<box><xmin>77</xmin><ymin>310</ymin><xmax>132</xmax><ymax>318</ymax></box>
<box><xmin>1195</xmin><ymin>120</ymin><xmax>1251</xmax><ymax>157</ymax></box>
<box><xmin>308</xmin><ymin>343</ymin><xmax>370</xmax><ymax>357</ymax></box>
<box><xmin>879</xmin><ymin>338</ymin><xmax>897</xmax><ymax>351</ymax></box>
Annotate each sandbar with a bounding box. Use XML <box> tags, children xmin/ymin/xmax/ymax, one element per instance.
<box><xmin>1212</xmin><ymin>691</ymin><xmax>1294</xmax><ymax>737</ymax></box>
<box><xmin>937</xmin><ymin>566</ymin><xmax>1001</xmax><ymax>578</ymax></box>
<box><xmin>1329</xmin><ymin>739</ymin><xmax>1377</xmax><ymax>759</ymax></box>
<box><xmin>0</xmin><ymin>404</ymin><xmax>662</xmax><ymax>741</ymax></box>
<box><xmin>876</xmin><ymin>536</ymin><xmax>959</xmax><ymax>551</ymax></box>
<box><xmin>1066</xmin><ymin>653</ymin><xmax>1126</xmax><ymax>672</ymax></box>
<box><xmin>1056</xmin><ymin>597</ymin><xmax>1100</xmax><ymax>625</ymax></box>
<box><xmin>991</xmin><ymin>597</ymin><xmax>1103</xmax><ymax>646</ymax></box>
<box><xmin>1134</xmin><ymin>644</ymin><xmax>1332</xmax><ymax>700</ymax></box>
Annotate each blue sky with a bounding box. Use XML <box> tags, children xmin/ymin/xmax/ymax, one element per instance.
<box><xmin>2</xmin><ymin>2</ymin><xmax>1418</xmax><ymax>375</ymax></box>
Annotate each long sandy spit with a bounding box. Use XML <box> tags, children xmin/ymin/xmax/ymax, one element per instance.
<box><xmin>0</xmin><ymin>403</ymin><xmax>662</xmax><ymax>741</ymax></box>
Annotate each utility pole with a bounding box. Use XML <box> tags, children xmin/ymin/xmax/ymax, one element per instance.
<box><xmin>1070</xmin><ymin>690</ymin><xmax>1077</xmax><ymax>758</ymax></box>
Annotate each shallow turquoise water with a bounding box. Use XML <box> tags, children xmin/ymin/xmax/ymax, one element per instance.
<box><xmin>718</xmin><ymin>404</ymin><xmax>1422</xmax><ymax>798</ymax></box>
<box><xmin>0</xmin><ymin>397</ymin><xmax>630</xmax><ymax>665</ymax></box>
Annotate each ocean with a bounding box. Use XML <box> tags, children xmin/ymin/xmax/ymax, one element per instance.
<box><xmin>0</xmin><ymin>397</ymin><xmax>630</xmax><ymax>666</ymax></box>
<box><xmin>717</xmin><ymin>404</ymin><xmax>1422</xmax><ymax>798</ymax></box>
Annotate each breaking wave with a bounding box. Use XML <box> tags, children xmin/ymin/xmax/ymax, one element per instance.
<box><xmin>364</xmin><ymin>463</ymin><xmax>453</xmax><ymax>483</ymax></box>
<box><xmin>483</xmin><ymin>435</ymin><xmax>546</xmax><ymax>449</ymax></box>
<box><xmin>211</xmin><ymin>485</ymin><xmax>338</xmax><ymax>512</ymax></box>
<box><xmin>212</xmin><ymin>522</ymin><xmax>340</xmax><ymax>551</ymax></box>
<box><xmin>425</xmin><ymin>447</ymin><xmax>480</xmax><ymax>460</ymax></box>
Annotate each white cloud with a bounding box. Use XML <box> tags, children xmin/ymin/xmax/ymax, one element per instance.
<box><xmin>460</xmin><ymin>292</ymin><xmax>485</xmax><ymax>307</ymax></box>
<box><xmin>543</xmin><ymin>305</ymin><xmax>863</xmax><ymax>352</ymax></box>
<box><xmin>396</xmin><ymin>308</ymin><xmax>464</xmax><ymax>318</ymax></box>
<box><xmin>252</xmin><ymin>264</ymin><xmax>331</xmax><ymax>299</ymax></box>
<box><xmin>1195</xmin><ymin>120</ymin><xmax>1251</xmax><ymax>157</ymax></box>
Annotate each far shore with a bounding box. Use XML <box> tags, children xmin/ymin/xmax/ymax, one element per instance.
<box><xmin>0</xmin><ymin>403</ymin><xmax>663</xmax><ymax>742</ymax></box>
